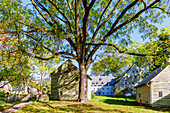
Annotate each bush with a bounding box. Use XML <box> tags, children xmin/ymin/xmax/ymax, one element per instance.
<box><xmin>91</xmin><ymin>94</ymin><xmax>95</xmax><ymax>99</ymax></box>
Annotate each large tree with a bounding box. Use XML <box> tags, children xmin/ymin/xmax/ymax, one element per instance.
<box><xmin>0</xmin><ymin>0</ymin><xmax>170</xmax><ymax>102</ymax></box>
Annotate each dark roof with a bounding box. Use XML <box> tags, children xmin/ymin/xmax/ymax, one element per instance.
<box><xmin>134</xmin><ymin>66</ymin><xmax>166</xmax><ymax>88</ymax></box>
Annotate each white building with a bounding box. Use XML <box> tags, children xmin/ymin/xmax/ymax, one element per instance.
<box><xmin>91</xmin><ymin>76</ymin><xmax>116</xmax><ymax>95</ymax></box>
<box><xmin>0</xmin><ymin>81</ymin><xmax>12</xmax><ymax>93</ymax></box>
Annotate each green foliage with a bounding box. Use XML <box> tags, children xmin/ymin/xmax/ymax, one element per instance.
<box><xmin>91</xmin><ymin>53</ymin><xmax>133</xmax><ymax>76</ymax></box>
<box><xmin>91</xmin><ymin>94</ymin><xmax>96</xmax><ymax>99</ymax></box>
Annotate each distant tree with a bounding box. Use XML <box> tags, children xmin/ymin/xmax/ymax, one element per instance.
<box><xmin>30</xmin><ymin>57</ymin><xmax>60</xmax><ymax>93</ymax></box>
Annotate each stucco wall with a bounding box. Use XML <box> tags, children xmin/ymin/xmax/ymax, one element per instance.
<box><xmin>136</xmin><ymin>85</ymin><xmax>150</xmax><ymax>104</ymax></box>
<box><xmin>151</xmin><ymin>66</ymin><xmax>170</xmax><ymax>107</ymax></box>
<box><xmin>115</xmin><ymin>64</ymin><xmax>142</xmax><ymax>95</ymax></box>
<box><xmin>91</xmin><ymin>76</ymin><xmax>115</xmax><ymax>95</ymax></box>
<box><xmin>87</xmin><ymin>78</ymin><xmax>91</xmax><ymax>100</ymax></box>
<box><xmin>51</xmin><ymin>61</ymin><xmax>91</xmax><ymax>101</ymax></box>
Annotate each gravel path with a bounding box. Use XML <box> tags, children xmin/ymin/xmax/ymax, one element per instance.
<box><xmin>1</xmin><ymin>101</ymin><xmax>33</xmax><ymax>113</ymax></box>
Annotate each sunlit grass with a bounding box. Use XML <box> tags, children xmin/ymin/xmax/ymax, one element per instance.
<box><xmin>16</xmin><ymin>95</ymin><xmax>170</xmax><ymax>113</ymax></box>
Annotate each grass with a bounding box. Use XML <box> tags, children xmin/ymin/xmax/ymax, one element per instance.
<box><xmin>16</xmin><ymin>95</ymin><xmax>170</xmax><ymax>113</ymax></box>
<box><xmin>0</xmin><ymin>94</ymin><xmax>22</xmax><ymax>111</ymax></box>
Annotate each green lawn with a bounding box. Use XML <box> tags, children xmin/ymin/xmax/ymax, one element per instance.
<box><xmin>16</xmin><ymin>95</ymin><xmax>170</xmax><ymax>113</ymax></box>
<box><xmin>0</xmin><ymin>94</ymin><xmax>21</xmax><ymax>111</ymax></box>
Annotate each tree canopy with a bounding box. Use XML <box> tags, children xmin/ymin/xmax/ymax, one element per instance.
<box><xmin>0</xmin><ymin>0</ymin><xmax>170</xmax><ymax>102</ymax></box>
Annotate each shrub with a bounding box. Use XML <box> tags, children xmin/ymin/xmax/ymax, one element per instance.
<box><xmin>91</xmin><ymin>94</ymin><xmax>95</xmax><ymax>99</ymax></box>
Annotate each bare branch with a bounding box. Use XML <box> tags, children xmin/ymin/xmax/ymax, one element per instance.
<box><xmin>97</xmin><ymin>0</ymin><xmax>113</xmax><ymax>26</ymax></box>
<box><xmin>141</xmin><ymin>0</ymin><xmax>146</xmax><ymax>8</ymax></box>
<box><xmin>48</xmin><ymin>0</ymin><xmax>75</xmax><ymax>34</ymax></box>
<box><xmin>86</xmin><ymin>0</ymin><xmax>122</xmax><ymax>55</ymax></box>
<box><xmin>25</xmin><ymin>34</ymin><xmax>54</xmax><ymax>53</ymax></box>
<box><xmin>31</xmin><ymin>0</ymin><xmax>53</xmax><ymax>26</ymax></box>
<box><xmin>151</xmin><ymin>7</ymin><xmax>170</xmax><ymax>14</ymax></box>
<box><xmin>66</xmin><ymin>0</ymin><xmax>75</xmax><ymax>20</ymax></box>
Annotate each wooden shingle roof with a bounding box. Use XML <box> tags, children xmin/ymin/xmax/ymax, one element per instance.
<box><xmin>134</xmin><ymin>66</ymin><xmax>166</xmax><ymax>88</ymax></box>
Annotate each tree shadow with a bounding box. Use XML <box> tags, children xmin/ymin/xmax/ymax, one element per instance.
<box><xmin>103</xmin><ymin>96</ymin><xmax>170</xmax><ymax>112</ymax></box>
<box><xmin>45</xmin><ymin>102</ymin><xmax>126</xmax><ymax>113</ymax></box>
<box><xmin>104</xmin><ymin>99</ymin><xmax>139</xmax><ymax>106</ymax></box>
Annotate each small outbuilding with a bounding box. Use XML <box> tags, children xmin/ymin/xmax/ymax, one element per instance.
<box><xmin>135</xmin><ymin>65</ymin><xmax>170</xmax><ymax>107</ymax></box>
<box><xmin>50</xmin><ymin>60</ymin><xmax>92</xmax><ymax>101</ymax></box>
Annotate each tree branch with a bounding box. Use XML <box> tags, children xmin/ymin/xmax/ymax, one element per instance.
<box><xmin>31</xmin><ymin>0</ymin><xmax>53</xmax><ymax>26</ymax></box>
<box><xmin>151</xmin><ymin>7</ymin><xmax>170</xmax><ymax>14</ymax></box>
<box><xmin>86</xmin><ymin>0</ymin><xmax>122</xmax><ymax>55</ymax></box>
<box><xmin>48</xmin><ymin>0</ymin><xmax>75</xmax><ymax>34</ymax></box>
<box><xmin>86</xmin><ymin>42</ymin><xmax>170</xmax><ymax>56</ymax></box>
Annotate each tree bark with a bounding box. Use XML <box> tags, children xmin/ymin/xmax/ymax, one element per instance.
<box><xmin>78</xmin><ymin>63</ymin><xmax>88</xmax><ymax>102</ymax></box>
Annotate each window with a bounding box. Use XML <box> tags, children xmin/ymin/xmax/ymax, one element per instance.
<box><xmin>101</xmin><ymin>82</ymin><xmax>104</xmax><ymax>84</ymax></box>
<box><xmin>139</xmin><ymin>93</ymin><xmax>141</xmax><ymax>98</ymax></box>
<box><xmin>103</xmin><ymin>92</ymin><xmax>104</xmax><ymax>94</ymax></box>
<box><xmin>60</xmin><ymin>91</ymin><xmax>62</xmax><ymax>95</ymax></box>
<box><xmin>103</xmin><ymin>88</ymin><xmax>104</xmax><ymax>90</ymax></box>
<box><xmin>97</xmin><ymin>88</ymin><xmax>99</xmax><ymax>90</ymax></box>
<box><xmin>111</xmin><ymin>88</ymin><xmax>113</xmax><ymax>89</ymax></box>
<box><xmin>159</xmin><ymin>92</ymin><xmax>163</xmax><ymax>97</ymax></box>
<box><xmin>111</xmin><ymin>92</ymin><xmax>113</xmax><ymax>94</ymax></box>
<box><xmin>133</xmin><ymin>71</ymin><xmax>135</xmax><ymax>73</ymax></box>
<box><xmin>75</xmin><ymin>77</ymin><xmax>79</xmax><ymax>81</ymax></box>
<box><xmin>92</xmin><ymin>82</ymin><xmax>95</xmax><ymax>84</ymax></box>
<box><xmin>136</xmin><ymin>70</ymin><xmax>138</xmax><ymax>73</ymax></box>
<box><xmin>96</xmin><ymin>82</ymin><xmax>98</xmax><ymax>84</ymax></box>
<box><xmin>98</xmin><ymin>85</ymin><xmax>102</xmax><ymax>86</ymax></box>
<box><xmin>132</xmin><ymin>82</ymin><xmax>134</xmax><ymax>84</ymax></box>
<box><xmin>107</xmin><ymin>92</ymin><xmax>109</xmax><ymax>94</ymax></box>
<box><xmin>75</xmin><ymin>91</ymin><xmax>79</xmax><ymax>95</ymax></box>
<box><xmin>107</xmin><ymin>88</ymin><xmax>109</xmax><ymax>90</ymax></box>
<box><xmin>125</xmin><ymin>82</ymin><xmax>127</xmax><ymax>85</ymax></box>
<box><xmin>99</xmin><ymin>78</ymin><xmax>102</xmax><ymax>81</ymax></box>
<box><xmin>134</xmin><ymin>76</ymin><xmax>137</xmax><ymax>78</ymax></box>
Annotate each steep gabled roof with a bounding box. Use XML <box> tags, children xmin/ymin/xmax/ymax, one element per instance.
<box><xmin>134</xmin><ymin>66</ymin><xmax>166</xmax><ymax>88</ymax></box>
<box><xmin>115</xmin><ymin>64</ymin><xmax>138</xmax><ymax>84</ymax></box>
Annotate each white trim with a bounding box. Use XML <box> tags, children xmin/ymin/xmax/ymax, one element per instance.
<box><xmin>150</xmin><ymin>82</ymin><xmax>152</xmax><ymax>105</ymax></box>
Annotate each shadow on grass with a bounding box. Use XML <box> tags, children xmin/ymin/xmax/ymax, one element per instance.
<box><xmin>43</xmin><ymin>102</ymin><xmax>126</xmax><ymax>113</ymax></box>
<box><xmin>104</xmin><ymin>99</ymin><xmax>139</xmax><ymax>106</ymax></box>
<box><xmin>102</xmin><ymin>96</ymin><xmax>170</xmax><ymax>113</ymax></box>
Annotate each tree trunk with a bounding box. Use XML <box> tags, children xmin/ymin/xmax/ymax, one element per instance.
<box><xmin>78</xmin><ymin>63</ymin><xmax>88</xmax><ymax>102</ymax></box>
<box><xmin>40</xmin><ymin>72</ymin><xmax>43</xmax><ymax>94</ymax></box>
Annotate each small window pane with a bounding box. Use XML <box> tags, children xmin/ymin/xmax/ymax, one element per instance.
<box><xmin>159</xmin><ymin>92</ymin><xmax>163</xmax><ymax>97</ymax></box>
<box><xmin>60</xmin><ymin>91</ymin><xmax>62</xmax><ymax>95</ymax></box>
<box><xmin>139</xmin><ymin>93</ymin><xmax>141</xmax><ymax>98</ymax></box>
<box><xmin>75</xmin><ymin>91</ymin><xmax>79</xmax><ymax>95</ymax></box>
